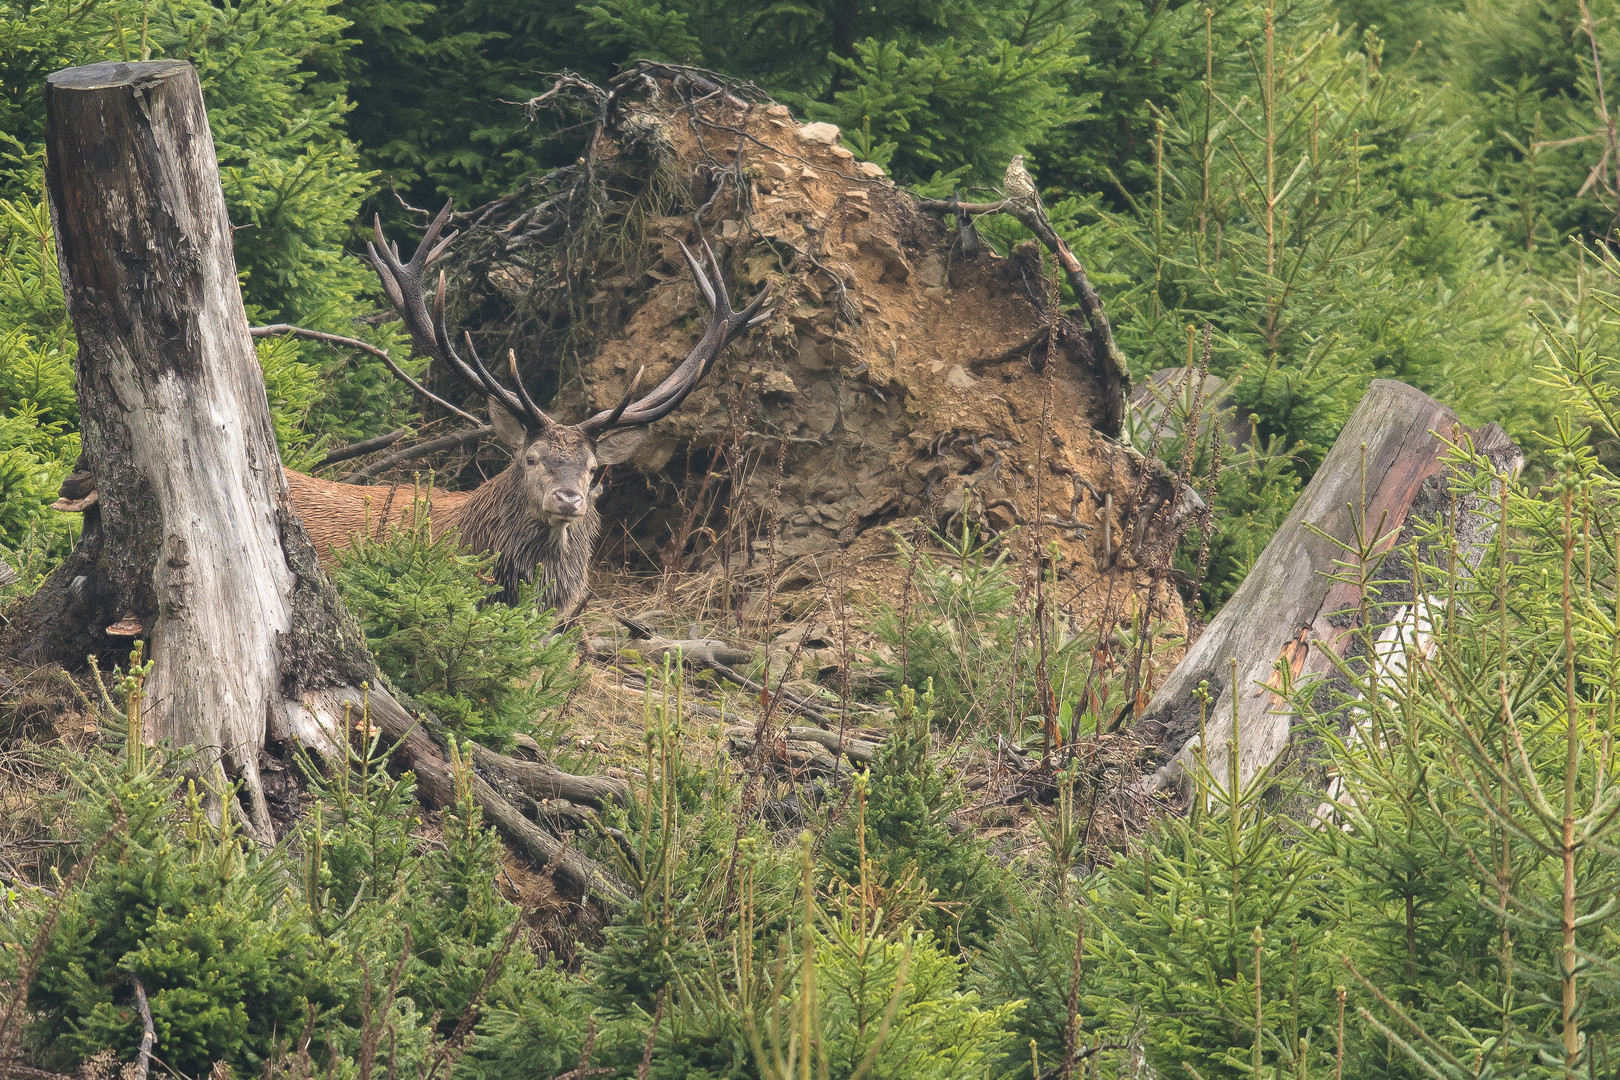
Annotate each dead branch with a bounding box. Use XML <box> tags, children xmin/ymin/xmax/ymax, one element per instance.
<box><xmin>319</xmin><ymin>429</ymin><xmax>408</xmax><ymax>468</ymax></box>
<box><xmin>341</xmin><ymin>426</ymin><xmax>495</xmax><ymax>482</ymax></box>
<box><xmin>250</xmin><ymin>324</ymin><xmax>482</xmax><ymax>425</ymax></box>
<box><xmin>130</xmin><ymin>977</ymin><xmax>155</xmax><ymax>1080</ymax></box>
<box><xmin>914</xmin><ymin>195</ymin><xmax>1128</xmax><ymax>381</ymax></box>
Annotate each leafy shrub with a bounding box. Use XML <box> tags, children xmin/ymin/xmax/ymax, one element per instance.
<box><xmin>329</xmin><ymin>495</ymin><xmax>583</xmax><ymax>747</ymax></box>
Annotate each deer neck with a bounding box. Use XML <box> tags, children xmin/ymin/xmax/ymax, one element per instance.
<box><xmin>453</xmin><ymin>463</ymin><xmax>600</xmax><ymax>609</ymax></box>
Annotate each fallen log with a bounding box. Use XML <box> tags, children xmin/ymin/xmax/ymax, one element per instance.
<box><xmin>467</xmin><ymin>742</ymin><xmax>629</xmax><ymax>808</ymax></box>
<box><xmin>588</xmin><ymin>635</ymin><xmax>757</xmax><ymax>669</ymax></box>
<box><xmin>725</xmin><ymin>724</ymin><xmax>881</xmax><ymax>765</ymax></box>
<box><xmin>1138</xmin><ymin>379</ymin><xmax>1523</xmax><ymax>798</ymax></box>
<box><xmin>309</xmin><ymin>686</ymin><xmax>626</xmax><ymax>902</ymax></box>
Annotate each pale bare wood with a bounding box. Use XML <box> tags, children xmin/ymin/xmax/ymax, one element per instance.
<box><xmin>1139</xmin><ymin>379</ymin><xmax>1523</xmax><ymax>798</ymax></box>
<box><xmin>40</xmin><ymin>60</ymin><xmax>298</xmax><ymax>835</ymax></box>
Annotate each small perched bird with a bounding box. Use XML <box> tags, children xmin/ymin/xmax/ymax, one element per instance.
<box><xmin>1003</xmin><ymin>154</ymin><xmax>1038</xmax><ymax>206</ymax></box>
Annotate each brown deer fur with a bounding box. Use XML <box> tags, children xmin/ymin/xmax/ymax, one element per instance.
<box><xmin>285</xmin><ymin>417</ymin><xmax>638</xmax><ymax>614</ymax></box>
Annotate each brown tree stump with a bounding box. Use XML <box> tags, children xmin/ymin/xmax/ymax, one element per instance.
<box><xmin>1138</xmin><ymin>379</ymin><xmax>1523</xmax><ymax>797</ymax></box>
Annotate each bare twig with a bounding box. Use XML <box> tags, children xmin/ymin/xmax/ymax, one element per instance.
<box><xmin>1578</xmin><ymin>0</ymin><xmax>1620</xmax><ymax>235</ymax></box>
<box><xmin>422</xmin><ymin>918</ymin><xmax>524</xmax><ymax>1080</ymax></box>
<box><xmin>319</xmin><ymin>429</ymin><xmax>407</xmax><ymax>468</ymax></box>
<box><xmin>637</xmin><ymin>986</ymin><xmax>667</xmax><ymax>1080</ymax></box>
<box><xmin>340</xmin><ymin>426</ymin><xmax>494</xmax><ymax>482</ymax></box>
<box><xmin>357</xmin><ymin>928</ymin><xmax>412</xmax><ymax>1080</ymax></box>
<box><xmin>130</xmin><ymin>977</ymin><xmax>155</xmax><ymax>1080</ymax></box>
<box><xmin>548</xmin><ymin>1019</ymin><xmax>613</xmax><ymax>1080</ymax></box>
<box><xmin>250</xmin><ymin>324</ymin><xmax>483</xmax><ymax>425</ymax></box>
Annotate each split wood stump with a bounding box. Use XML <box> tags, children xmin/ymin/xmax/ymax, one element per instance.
<box><xmin>1138</xmin><ymin>379</ymin><xmax>1523</xmax><ymax>798</ymax></box>
<box><xmin>2</xmin><ymin>59</ymin><xmax>620</xmax><ymax>900</ymax></box>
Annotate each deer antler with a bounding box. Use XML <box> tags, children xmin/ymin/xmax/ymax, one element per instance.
<box><xmin>579</xmin><ymin>236</ymin><xmax>770</xmax><ymax>434</ymax></box>
<box><xmin>365</xmin><ymin>201</ymin><xmax>554</xmax><ymax>432</ymax></box>
<box><xmin>367</xmin><ymin>204</ymin><xmax>768</xmax><ymax>437</ymax></box>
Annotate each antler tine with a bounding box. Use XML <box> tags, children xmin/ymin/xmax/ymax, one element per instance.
<box><xmin>597</xmin><ymin>366</ymin><xmax>646</xmax><ymax>430</ymax></box>
<box><xmin>370</xmin><ymin>214</ymin><xmax>406</xmax><ymax>277</ymax></box>
<box><xmin>506</xmin><ymin>348</ymin><xmax>555</xmax><ymax>429</ymax></box>
<box><xmin>362</xmin><ymin>204</ymin><xmax>556</xmax><ymax>436</ymax></box>
<box><xmin>365</xmin><ymin>240</ymin><xmax>408</xmax><ymax>313</ymax></box>
<box><xmin>739</xmin><ymin>288</ymin><xmax>772</xmax><ymax>331</ymax></box>
<box><xmin>698</xmin><ymin>234</ymin><xmax>736</xmax><ymax>318</ymax></box>
<box><xmin>417</xmin><ymin>201</ymin><xmax>459</xmax><ymax>267</ymax></box>
<box><xmin>424</xmin><ymin>228</ymin><xmax>460</xmax><ymax>266</ymax></box>
<box><xmin>460</xmin><ymin>330</ymin><xmax>527</xmax><ymax>419</ymax></box>
<box><xmin>429</xmin><ymin>270</ymin><xmax>499</xmax><ymax>392</ymax></box>
<box><xmin>581</xmin><ymin>235</ymin><xmax>769</xmax><ymax>433</ymax></box>
<box><xmin>677</xmin><ymin>240</ymin><xmax>717</xmax><ymax>311</ymax></box>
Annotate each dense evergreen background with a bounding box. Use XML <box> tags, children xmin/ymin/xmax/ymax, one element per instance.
<box><xmin>5</xmin><ymin>0</ymin><xmax>1618</xmax><ymax>603</ymax></box>
<box><xmin>9</xmin><ymin>3</ymin><xmax>1620</xmax><ymax>1077</ymax></box>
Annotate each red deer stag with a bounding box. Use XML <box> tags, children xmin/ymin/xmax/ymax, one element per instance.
<box><xmin>284</xmin><ymin>203</ymin><xmax>769</xmax><ymax>613</ymax></box>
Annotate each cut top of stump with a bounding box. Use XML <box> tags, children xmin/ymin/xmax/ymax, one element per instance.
<box><xmin>47</xmin><ymin>59</ymin><xmax>192</xmax><ymax>91</ymax></box>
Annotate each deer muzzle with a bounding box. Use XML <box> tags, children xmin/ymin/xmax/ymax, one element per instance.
<box><xmin>550</xmin><ymin>489</ymin><xmax>585</xmax><ymax>519</ymax></box>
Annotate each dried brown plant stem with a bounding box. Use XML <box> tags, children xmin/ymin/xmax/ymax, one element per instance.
<box><xmin>1559</xmin><ymin>483</ymin><xmax>1580</xmax><ymax>1066</ymax></box>
<box><xmin>1334</xmin><ymin>985</ymin><xmax>1346</xmax><ymax>1080</ymax></box>
<box><xmin>637</xmin><ymin>986</ymin><xmax>668</xmax><ymax>1080</ymax></box>
<box><xmin>356</xmin><ymin>929</ymin><xmax>412</xmax><ymax>1080</ymax></box>
<box><xmin>1059</xmin><ymin>910</ymin><xmax>1087</xmax><ymax>1080</ymax></box>
<box><xmin>548</xmin><ymin>1019</ymin><xmax>613</xmax><ymax>1080</ymax></box>
<box><xmin>130</xmin><ymin>977</ymin><xmax>155</xmax><ymax>1080</ymax></box>
<box><xmin>422</xmin><ymin>917</ymin><xmax>524</xmax><ymax>1080</ymax></box>
<box><xmin>1577</xmin><ymin>0</ymin><xmax>1620</xmax><ymax>237</ymax></box>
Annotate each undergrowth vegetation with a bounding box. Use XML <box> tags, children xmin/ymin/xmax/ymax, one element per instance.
<box><xmin>328</xmin><ymin>494</ymin><xmax>583</xmax><ymax>748</ymax></box>
<box><xmin>10</xmin><ymin>295</ymin><xmax>1620</xmax><ymax>1075</ymax></box>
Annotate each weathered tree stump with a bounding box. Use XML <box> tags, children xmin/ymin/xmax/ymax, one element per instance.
<box><xmin>1</xmin><ymin>60</ymin><xmax>619</xmax><ymax>901</ymax></box>
<box><xmin>1138</xmin><ymin>379</ymin><xmax>1523</xmax><ymax>797</ymax></box>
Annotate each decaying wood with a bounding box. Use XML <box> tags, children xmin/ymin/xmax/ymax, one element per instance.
<box><xmin>772</xmin><ymin>725</ymin><xmax>880</xmax><ymax>761</ymax></box>
<box><xmin>130</xmin><ymin>977</ymin><xmax>155</xmax><ymax>1080</ymax></box>
<box><xmin>286</xmin><ymin>686</ymin><xmax>624</xmax><ymax>901</ymax></box>
<box><xmin>466</xmin><ymin>742</ymin><xmax>629</xmax><ymax>808</ymax></box>
<box><xmin>588</xmin><ymin>635</ymin><xmax>757</xmax><ymax>669</ymax></box>
<box><xmin>4</xmin><ymin>59</ymin><xmax>624</xmax><ymax>902</ymax></box>
<box><xmin>31</xmin><ymin>59</ymin><xmax>305</xmax><ymax>835</ymax></box>
<box><xmin>1138</xmin><ymin>379</ymin><xmax>1523</xmax><ymax>798</ymax></box>
<box><xmin>724</xmin><ymin>724</ymin><xmax>880</xmax><ymax>775</ymax></box>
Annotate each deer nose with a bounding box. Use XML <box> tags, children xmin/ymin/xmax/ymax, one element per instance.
<box><xmin>551</xmin><ymin>489</ymin><xmax>584</xmax><ymax>516</ymax></box>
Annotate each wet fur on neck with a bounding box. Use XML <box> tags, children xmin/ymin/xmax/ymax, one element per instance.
<box><xmin>450</xmin><ymin>463</ymin><xmax>599</xmax><ymax>613</ymax></box>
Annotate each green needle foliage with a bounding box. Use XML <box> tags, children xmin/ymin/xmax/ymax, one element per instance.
<box><xmin>328</xmin><ymin>493</ymin><xmax>584</xmax><ymax>748</ymax></box>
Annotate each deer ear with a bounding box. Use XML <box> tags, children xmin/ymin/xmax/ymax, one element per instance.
<box><xmin>593</xmin><ymin>427</ymin><xmax>645</xmax><ymax>465</ymax></box>
<box><xmin>488</xmin><ymin>396</ymin><xmax>528</xmax><ymax>449</ymax></box>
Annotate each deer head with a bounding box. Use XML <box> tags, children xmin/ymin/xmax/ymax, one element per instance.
<box><xmin>360</xmin><ymin>201</ymin><xmax>769</xmax><ymax>609</ymax></box>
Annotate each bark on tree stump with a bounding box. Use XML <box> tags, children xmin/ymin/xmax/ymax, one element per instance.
<box><xmin>1137</xmin><ymin>379</ymin><xmax>1523</xmax><ymax>798</ymax></box>
<box><xmin>0</xmin><ymin>60</ymin><xmax>620</xmax><ymax>901</ymax></box>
